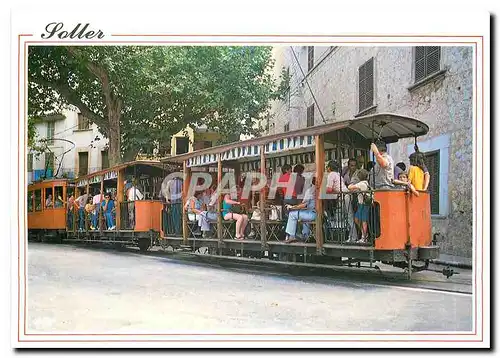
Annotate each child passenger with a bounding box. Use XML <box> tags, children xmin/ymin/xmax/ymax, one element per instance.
<box><xmin>347</xmin><ymin>169</ymin><xmax>370</xmax><ymax>243</ymax></box>
<box><xmin>393</xmin><ymin>172</ymin><xmax>420</xmax><ymax>197</ymax></box>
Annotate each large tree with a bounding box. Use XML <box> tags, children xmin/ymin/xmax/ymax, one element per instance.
<box><xmin>28</xmin><ymin>46</ymin><xmax>288</xmax><ymax>166</ymax></box>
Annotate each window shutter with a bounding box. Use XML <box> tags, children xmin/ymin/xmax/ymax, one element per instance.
<box><xmin>358</xmin><ymin>58</ymin><xmax>374</xmax><ymax>112</ymax></box>
<box><xmin>307</xmin><ymin>46</ymin><xmax>314</xmax><ymax>71</ymax></box>
<box><xmin>424</xmin><ymin>151</ymin><xmax>440</xmax><ymax>215</ymax></box>
<box><xmin>45</xmin><ymin>152</ymin><xmax>54</xmax><ymax>172</ymax></box>
<box><xmin>415</xmin><ymin>46</ymin><xmax>441</xmax><ymax>82</ymax></box>
<box><xmin>27</xmin><ymin>153</ymin><xmax>33</xmax><ymax>172</ymax></box>
<box><xmin>47</xmin><ymin>122</ymin><xmax>55</xmax><ymax>145</ymax></box>
<box><xmin>426</xmin><ymin>46</ymin><xmax>441</xmax><ymax>76</ymax></box>
<box><xmin>306</xmin><ymin>104</ymin><xmax>315</xmax><ymax>127</ymax></box>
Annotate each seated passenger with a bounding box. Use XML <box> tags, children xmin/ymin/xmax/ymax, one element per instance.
<box><xmin>185</xmin><ymin>192</ymin><xmax>204</xmax><ymax>235</ymax></box>
<box><xmin>222</xmin><ymin>188</ymin><xmax>249</xmax><ymax>240</ymax></box>
<box><xmin>284</xmin><ymin>180</ymin><xmax>316</xmax><ymax>243</ymax></box>
<box><xmin>370</xmin><ymin>141</ymin><xmax>395</xmax><ymax>189</ymax></box>
<box><xmin>393</xmin><ymin>172</ymin><xmax>420</xmax><ymax>197</ymax></box>
<box><xmin>291</xmin><ymin>163</ymin><xmax>306</xmax><ymax>203</ymax></box>
<box><xmin>45</xmin><ymin>194</ymin><xmax>53</xmax><ymax>208</ymax></box>
<box><xmin>54</xmin><ymin>195</ymin><xmax>64</xmax><ymax>208</ymax></box>
<box><xmin>348</xmin><ymin>169</ymin><xmax>371</xmax><ymax>243</ymax></box>
<box><xmin>198</xmin><ymin>190</ymin><xmax>219</xmax><ymax>238</ymax></box>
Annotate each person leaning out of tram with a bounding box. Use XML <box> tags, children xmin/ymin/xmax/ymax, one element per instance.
<box><xmin>369</xmin><ymin>140</ymin><xmax>395</xmax><ymax>189</ymax></box>
<box><xmin>284</xmin><ymin>177</ymin><xmax>316</xmax><ymax>243</ymax></box>
<box><xmin>347</xmin><ymin>169</ymin><xmax>371</xmax><ymax>243</ymax></box>
<box><xmin>101</xmin><ymin>192</ymin><xmax>116</xmax><ymax>230</ymax></box>
<box><xmin>221</xmin><ymin>186</ymin><xmax>249</xmax><ymax>240</ymax></box>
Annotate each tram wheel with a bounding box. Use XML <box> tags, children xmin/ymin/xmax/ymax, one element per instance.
<box><xmin>138</xmin><ymin>238</ymin><xmax>151</xmax><ymax>252</ymax></box>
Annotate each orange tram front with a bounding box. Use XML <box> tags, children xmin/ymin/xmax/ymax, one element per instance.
<box><xmin>27</xmin><ymin>178</ymin><xmax>70</xmax><ymax>242</ymax></box>
<box><xmin>158</xmin><ymin>113</ymin><xmax>440</xmax><ymax>279</ymax></box>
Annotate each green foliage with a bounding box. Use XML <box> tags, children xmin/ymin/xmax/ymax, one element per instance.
<box><xmin>28</xmin><ymin>46</ymin><xmax>286</xmax><ymax>163</ymax></box>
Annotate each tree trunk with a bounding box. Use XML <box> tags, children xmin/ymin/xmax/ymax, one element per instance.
<box><xmin>107</xmin><ymin>102</ymin><xmax>122</xmax><ymax>167</ymax></box>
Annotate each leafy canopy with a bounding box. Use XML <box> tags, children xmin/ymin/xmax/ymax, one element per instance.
<box><xmin>28</xmin><ymin>46</ymin><xmax>288</xmax><ymax>162</ymax></box>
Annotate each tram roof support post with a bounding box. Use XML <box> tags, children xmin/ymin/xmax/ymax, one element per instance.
<box><xmin>85</xmin><ymin>181</ymin><xmax>90</xmax><ymax>231</ymax></box>
<box><xmin>100</xmin><ymin>177</ymin><xmax>104</xmax><ymax>233</ymax></box>
<box><xmin>315</xmin><ymin>134</ymin><xmax>325</xmax><ymax>255</ymax></box>
<box><xmin>217</xmin><ymin>154</ymin><xmax>223</xmax><ymax>243</ymax></box>
<box><xmin>260</xmin><ymin>145</ymin><xmax>267</xmax><ymax>249</ymax></box>
<box><xmin>182</xmin><ymin>161</ymin><xmax>191</xmax><ymax>245</ymax></box>
<box><xmin>117</xmin><ymin>168</ymin><xmax>124</xmax><ymax>230</ymax></box>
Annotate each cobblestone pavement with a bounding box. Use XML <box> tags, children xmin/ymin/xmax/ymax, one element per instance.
<box><xmin>27</xmin><ymin>243</ymin><xmax>472</xmax><ymax>334</ymax></box>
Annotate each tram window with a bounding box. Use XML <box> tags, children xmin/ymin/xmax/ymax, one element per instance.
<box><xmin>54</xmin><ymin>186</ymin><xmax>64</xmax><ymax>208</ymax></box>
<box><xmin>27</xmin><ymin>191</ymin><xmax>34</xmax><ymax>212</ymax></box>
<box><xmin>34</xmin><ymin>190</ymin><xmax>42</xmax><ymax>211</ymax></box>
<box><xmin>44</xmin><ymin>187</ymin><xmax>54</xmax><ymax>208</ymax></box>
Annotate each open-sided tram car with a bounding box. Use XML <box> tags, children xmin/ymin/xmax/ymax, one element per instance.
<box><xmin>159</xmin><ymin>113</ymin><xmax>440</xmax><ymax>279</ymax></box>
<box><xmin>64</xmin><ymin>160</ymin><xmax>180</xmax><ymax>251</ymax></box>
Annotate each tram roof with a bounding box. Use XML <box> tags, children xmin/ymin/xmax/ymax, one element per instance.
<box><xmin>71</xmin><ymin>160</ymin><xmax>169</xmax><ymax>183</ymax></box>
<box><xmin>163</xmin><ymin>113</ymin><xmax>429</xmax><ymax>166</ymax></box>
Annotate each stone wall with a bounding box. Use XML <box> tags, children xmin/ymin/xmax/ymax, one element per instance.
<box><xmin>269</xmin><ymin>46</ymin><xmax>474</xmax><ymax>257</ymax></box>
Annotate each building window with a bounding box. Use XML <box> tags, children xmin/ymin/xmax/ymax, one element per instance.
<box><xmin>46</xmin><ymin>121</ymin><xmax>55</xmax><ymax>145</ymax></box>
<box><xmin>27</xmin><ymin>153</ymin><xmax>33</xmax><ymax>172</ymax></box>
<box><xmin>307</xmin><ymin>46</ymin><xmax>314</xmax><ymax>72</ymax></box>
<box><xmin>34</xmin><ymin>189</ymin><xmax>42</xmax><ymax>211</ymax></box>
<box><xmin>424</xmin><ymin>151</ymin><xmax>440</xmax><ymax>215</ymax></box>
<box><xmin>101</xmin><ymin>150</ymin><xmax>109</xmax><ymax>170</ymax></box>
<box><xmin>284</xmin><ymin>123</ymin><xmax>290</xmax><ymax>132</ymax></box>
<box><xmin>306</xmin><ymin>104</ymin><xmax>315</xmax><ymax>127</ymax></box>
<box><xmin>45</xmin><ymin>152</ymin><xmax>54</xmax><ymax>172</ymax></box>
<box><xmin>358</xmin><ymin>57</ymin><xmax>374</xmax><ymax>112</ymax></box>
<box><xmin>414</xmin><ymin>46</ymin><xmax>441</xmax><ymax>83</ymax></box>
<box><xmin>27</xmin><ymin>191</ymin><xmax>34</xmax><ymax>212</ymax></box>
<box><xmin>176</xmin><ymin>137</ymin><xmax>189</xmax><ymax>155</ymax></box>
<box><xmin>78</xmin><ymin>151</ymin><xmax>89</xmax><ymax>176</ymax></box>
<box><xmin>77</xmin><ymin>113</ymin><xmax>90</xmax><ymax>130</ymax></box>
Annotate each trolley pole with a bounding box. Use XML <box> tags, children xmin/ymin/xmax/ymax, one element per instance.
<box><xmin>315</xmin><ymin>134</ymin><xmax>325</xmax><ymax>255</ymax></box>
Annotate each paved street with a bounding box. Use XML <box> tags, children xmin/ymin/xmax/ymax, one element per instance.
<box><xmin>27</xmin><ymin>243</ymin><xmax>472</xmax><ymax>334</ymax></box>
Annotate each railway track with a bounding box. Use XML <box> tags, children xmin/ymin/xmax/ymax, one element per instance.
<box><xmin>62</xmin><ymin>242</ymin><xmax>472</xmax><ymax>295</ymax></box>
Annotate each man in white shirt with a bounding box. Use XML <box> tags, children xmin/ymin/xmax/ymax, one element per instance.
<box><xmin>75</xmin><ymin>192</ymin><xmax>89</xmax><ymax>231</ymax></box>
<box><xmin>127</xmin><ymin>182</ymin><xmax>144</xmax><ymax>228</ymax></box>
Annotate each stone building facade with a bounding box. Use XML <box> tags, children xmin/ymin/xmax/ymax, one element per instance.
<box><xmin>268</xmin><ymin>46</ymin><xmax>473</xmax><ymax>258</ymax></box>
<box><xmin>28</xmin><ymin>106</ymin><xmax>109</xmax><ymax>184</ymax></box>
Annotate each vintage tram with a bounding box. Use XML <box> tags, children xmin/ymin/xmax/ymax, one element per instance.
<box><xmin>158</xmin><ymin>113</ymin><xmax>440</xmax><ymax>279</ymax></box>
